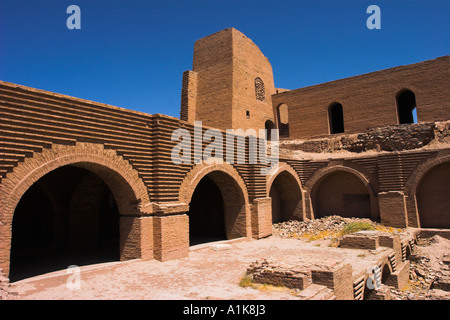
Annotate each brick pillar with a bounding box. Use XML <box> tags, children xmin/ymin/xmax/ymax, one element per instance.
<box><xmin>251</xmin><ymin>197</ymin><xmax>272</xmax><ymax>239</ymax></box>
<box><xmin>119</xmin><ymin>216</ymin><xmax>154</xmax><ymax>261</ymax></box>
<box><xmin>0</xmin><ymin>222</ymin><xmax>11</xmax><ymax>279</ymax></box>
<box><xmin>378</xmin><ymin>191</ymin><xmax>408</xmax><ymax>228</ymax></box>
<box><xmin>304</xmin><ymin>193</ymin><xmax>314</xmax><ymax>220</ymax></box>
<box><xmin>311</xmin><ymin>262</ymin><xmax>354</xmax><ymax>300</ymax></box>
<box><xmin>404</xmin><ymin>195</ymin><xmax>420</xmax><ymax>228</ymax></box>
<box><xmin>153</xmin><ymin>214</ymin><xmax>189</xmax><ymax>262</ymax></box>
<box><xmin>180</xmin><ymin>70</ymin><xmax>197</xmax><ymax>123</ymax></box>
<box><xmin>378</xmin><ymin>233</ymin><xmax>402</xmax><ymax>266</ymax></box>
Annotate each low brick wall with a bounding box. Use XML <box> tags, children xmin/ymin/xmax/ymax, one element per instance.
<box><xmin>418</xmin><ymin>228</ymin><xmax>450</xmax><ymax>240</ymax></box>
<box><xmin>339</xmin><ymin>231</ymin><xmax>380</xmax><ymax>250</ymax></box>
<box><xmin>311</xmin><ymin>262</ymin><xmax>354</xmax><ymax>300</ymax></box>
<box><xmin>247</xmin><ymin>259</ymin><xmax>312</xmax><ymax>290</ymax></box>
<box><xmin>247</xmin><ymin>257</ymin><xmax>354</xmax><ymax>299</ymax></box>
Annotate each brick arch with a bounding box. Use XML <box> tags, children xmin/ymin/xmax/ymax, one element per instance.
<box><xmin>305</xmin><ymin>165</ymin><xmax>378</xmax><ymax>221</ymax></box>
<box><xmin>266</xmin><ymin>162</ymin><xmax>303</xmax><ymax>194</ymax></box>
<box><xmin>305</xmin><ymin>165</ymin><xmax>376</xmax><ymax>196</ymax></box>
<box><xmin>179</xmin><ymin>163</ymin><xmax>250</xmax><ymax>239</ymax></box>
<box><xmin>179</xmin><ymin>163</ymin><xmax>249</xmax><ymax>206</ymax></box>
<box><xmin>266</xmin><ymin>163</ymin><xmax>304</xmax><ymax>221</ymax></box>
<box><xmin>0</xmin><ymin>142</ymin><xmax>151</xmax><ymax>276</ymax></box>
<box><xmin>363</xmin><ymin>259</ymin><xmax>393</xmax><ymax>299</ymax></box>
<box><xmin>404</xmin><ymin>153</ymin><xmax>450</xmax><ymax>198</ymax></box>
<box><xmin>404</xmin><ymin>153</ymin><xmax>450</xmax><ymax>228</ymax></box>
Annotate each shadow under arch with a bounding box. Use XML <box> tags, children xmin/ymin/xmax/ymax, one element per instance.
<box><xmin>179</xmin><ymin>164</ymin><xmax>250</xmax><ymax>246</ymax></box>
<box><xmin>266</xmin><ymin>164</ymin><xmax>304</xmax><ymax>223</ymax></box>
<box><xmin>404</xmin><ymin>154</ymin><xmax>450</xmax><ymax>228</ymax></box>
<box><xmin>0</xmin><ymin>143</ymin><xmax>151</xmax><ymax>280</ymax></box>
<box><xmin>415</xmin><ymin>161</ymin><xmax>450</xmax><ymax>228</ymax></box>
<box><xmin>307</xmin><ymin>166</ymin><xmax>378</xmax><ymax>221</ymax></box>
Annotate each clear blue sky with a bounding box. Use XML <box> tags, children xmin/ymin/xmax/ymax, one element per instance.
<box><xmin>1</xmin><ymin>0</ymin><xmax>449</xmax><ymax>118</ymax></box>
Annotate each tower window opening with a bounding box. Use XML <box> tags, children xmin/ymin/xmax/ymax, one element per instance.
<box><xmin>397</xmin><ymin>89</ymin><xmax>417</xmax><ymax>124</ymax></box>
<box><xmin>328</xmin><ymin>103</ymin><xmax>344</xmax><ymax>134</ymax></box>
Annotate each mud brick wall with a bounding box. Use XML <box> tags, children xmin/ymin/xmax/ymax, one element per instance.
<box><xmin>120</xmin><ymin>216</ymin><xmax>154</xmax><ymax>261</ymax></box>
<box><xmin>247</xmin><ymin>259</ymin><xmax>312</xmax><ymax>290</ymax></box>
<box><xmin>340</xmin><ymin>232</ymin><xmax>380</xmax><ymax>250</ymax></box>
<box><xmin>230</xmin><ymin>28</ymin><xmax>276</xmax><ymax>131</ymax></box>
<box><xmin>180</xmin><ymin>70</ymin><xmax>197</xmax><ymax>123</ymax></box>
<box><xmin>0</xmin><ymin>81</ymin><xmax>272</xmax><ymax>206</ymax></box>
<box><xmin>273</xmin><ymin>56</ymin><xmax>450</xmax><ymax>139</ymax></box>
<box><xmin>250</xmin><ymin>197</ymin><xmax>272</xmax><ymax>239</ymax></box>
<box><xmin>153</xmin><ymin>215</ymin><xmax>189</xmax><ymax>262</ymax></box>
<box><xmin>311</xmin><ymin>263</ymin><xmax>354</xmax><ymax>300</ymax></box>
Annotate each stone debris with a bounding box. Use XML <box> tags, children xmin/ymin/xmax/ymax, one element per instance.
<box><xmin>272</xmin><ymin>215</ymin><xmax>392</xmax><ymax>240</ymax></box>
<box><xmin>279</xmin><ymin>121</ymin><xmax>446</xmax><ymax>154</ymax></box>
<box><xmin>272</xmin><ymin>217</ymin><xmax>450</xmax><ymax>300</ymax></box>
<box><xmin>389</xmin><ymin>236</ymin><xmax>450</xmax><ymax>300</ymax></box>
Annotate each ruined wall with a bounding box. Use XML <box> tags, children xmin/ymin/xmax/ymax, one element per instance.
<box><xmin>281</xmin><ymin>121</ymin><xmax>449</xmax><ymax>153</ymax></box>
<box><xmin>273</xmin><ymin>56</ymin><xmax>450</xmax><ymax>139</ymax></box>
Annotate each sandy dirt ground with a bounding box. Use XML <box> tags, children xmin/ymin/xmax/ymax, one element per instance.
<box><xmin>9</xmin><ymin>236</ymin><xmax>386</xmax><ymax>300</ymax></box>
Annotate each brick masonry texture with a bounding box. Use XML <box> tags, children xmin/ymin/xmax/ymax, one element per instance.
<box><xmin>247</xmin><ymin>257</ymin><xmax>354</xmax><ymax>300</ymax></box>
<box><xmin>0</xmin><ymin>28</ymin><xmax>449</xmax><ymax>282</ymax></box>
<box><xmin>272</xmin><ymin>56</ymin><xmax>450</xmax><ymax>140</ymax></box>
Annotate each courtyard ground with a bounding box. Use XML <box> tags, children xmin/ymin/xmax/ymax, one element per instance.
<box><xmin>5</xmin><ymin>218</ymin><xmax>450</xmax><ymax>301</ymax></box>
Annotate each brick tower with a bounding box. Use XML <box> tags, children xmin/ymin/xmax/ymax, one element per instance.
<box><xmin>180</xmin><ymin>28</ymin><xmax>276</xmax><ymax>131</ymax></box>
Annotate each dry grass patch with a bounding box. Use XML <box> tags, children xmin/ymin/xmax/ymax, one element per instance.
<box><xmin>239</xmin><ymin>274</ymin><xmax>291</xmax><ymax>293</ymax></box>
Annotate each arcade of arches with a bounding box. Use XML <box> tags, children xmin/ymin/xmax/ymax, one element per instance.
<box><xmin>3</xmin><ymin>160</ymin><xmax>450</xmax><ymax>282</ymax></box>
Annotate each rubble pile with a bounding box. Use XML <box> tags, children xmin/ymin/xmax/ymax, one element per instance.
<box><xmin>389</xmin><ymin>236</ymin><xmax>450</xmax><ymax>300</ymax></box>
<box><xmin>273</xmin><ymin>217</ymin><xmax>450</xmax><ymax>300</ymax></box>
<box><xmin>272</xmin><ymin>215</ymin><xmax>390</xmax><ymax>240</ymax></box>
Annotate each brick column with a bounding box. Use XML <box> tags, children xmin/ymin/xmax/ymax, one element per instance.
<box><xmin>119</xmin><ymin>216</ymin><xmax>154</xmax><ymax>261</ymax></box>
<box><xmin>378</xmin><ymin>191</ymin><xmax>408</xmax><ymax>228</ymax></box>
<box><xmin>153</xmin><ymin>214</ymin><xmax>189</xmax><ymax>262</ymax></box>
<box><xmin>0</xmin><ymin>222</ymin><xmax>11</xmax><ymax>279</ymax></box>
<box><xmin>251</xmin><ymin>197</ymin><xmax>272</xmax><ymax>239</ymax></box>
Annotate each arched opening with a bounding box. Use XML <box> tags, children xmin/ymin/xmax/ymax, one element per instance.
<box><xmin>9</xmin><ymin>165</ymin><xmax>120</xmax><ymax>282</ymax></box>
<box><xmin>276</xmin><ymin>104</ymin><xmax>289</xmax><ymax>138</ymax></box>
<box><xmin>265</xmin><ymin>120</ymin><xmax>276</xmax><ymax>140</ymax></box>
<box><xmin>269</xmin><ymin>171</ymin><xmax>302</xmax><ymax>223</ymax></box>
<box><xmin>404</xmin><ymin>245</ymin><xmax>412</xmax><ymax>262</ymax></box>
<box><xmin>397</xmin><ymin>89</ymin><xmax>417</xmax><ymax>124</ymax></box>
<box><xmin>188</xmin><ymin>176</ymin><xmax>226</xmax><ymax>245</ymax></box>
<box><xmin>312</xmin><ymin>171</ymin><xmax>372</xmax><ymax>220</ymax></box>
<box><xmin>416</xmin><ymin>161</ymin><xmax>450</xmax><ymax>228</ymax></box>
<box><xmin>328</xmin><ymin>103</ymin><xmax>344</xmax><ymax>134</ymax></box>
<box><xmin>187</xmin><ymin>171</ymin><xmax>247</xmax><ymax>246</ymax></box>
<box><xmin>381</xmin><ymin>264</ymin><xmax>392</xmax><ymax>284</ymax></box>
